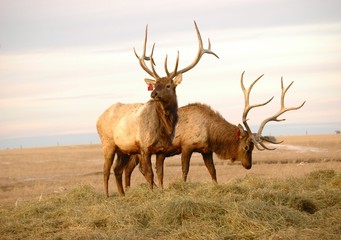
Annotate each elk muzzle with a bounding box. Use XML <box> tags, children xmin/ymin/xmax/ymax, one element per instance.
<box><xmin>151</xmin><ymin>89</ymin><xmax>159</xmax><ymax>99</ymax></box>
<box><xmin>241</xmin><ymin>155</ymin><xmax>252</xmax><ymax>169</ymax></box>
<box><xmin>242</xmin><ymin>162</ymin><xmax>252</xmax><ymax>170</ymax></box>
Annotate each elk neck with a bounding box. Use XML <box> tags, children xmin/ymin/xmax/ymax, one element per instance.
<box><xmin>154</xmin><ymin>99</ymin><xmax>178</xmax><ymax>143</ymax></box>
<box><xmin>209</xmin><ymin>121</ymin><xmax>240</xmax><ymax>160</ymax></box>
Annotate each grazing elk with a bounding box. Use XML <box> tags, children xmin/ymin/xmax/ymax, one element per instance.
<box><xmin>125</xmin><ymin>71</ymin><xmax>305</xmax><ymax>188</ymax></box>
<box><xmin>97</xmin><ymin>21</ymin><xmax>218</xmax><ymax>196</ymax></box>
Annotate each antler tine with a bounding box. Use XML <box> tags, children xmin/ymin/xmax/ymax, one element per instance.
<box><xmin>206</xmin><ymin>38</ymin><xmax>219</xmax><ymax>59</ymax></box>
<box><xmin>255</xmin><ymin>77</ymin><xmax>306</xmax><ymax>148</ymax></box>
<box><xmin>257</xmin><ymin>78</ymin><xmax>306</xmax><ymax>136</ymax></box>
<box><xmin>192</xmin><ymin>20</ymin><xmax>219</xmax><ymax>59</ymax></box>
<box><xmin>149</xmin><ymin>44</ymin><xmax>160</xmax><ymax>79</ymax></box>
<box><xmin>134</xmin><ymin>25</ymin><xmax>160</xmax><ymax>79</ymax></box>
<box><xmin>241</xmin><ymin>71</ymin><xmax>274</xmax><ymax>135</ymax></box>
<box><xmin>168</xmin><ymin>21</ymin><xmax>219</xmax><ymax>79</ymax></box>
<box><xmin>280</xmin><ymin>78</ymin><xmax>306</xmax><ymax>111</ymax></box>
<box><xmin>164</xmin><ymin>54</ymin><xmax>170</xmax><ymax>76</ymax></box>
<box><xmin>165</xmin><ymin>51</ymin><xmax>180</xmax><ymax>78</ymax></box>
<box><xmin>256</xmin><ymin>140</ymin><xmax>277</xmax><ymax>151</ymax></box>
<box><xmin>260</xmin><ymin>136</ymin><xmax>284</xmax><ymax>145</ymax></box>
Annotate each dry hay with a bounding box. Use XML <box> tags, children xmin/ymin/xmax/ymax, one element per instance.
<box><xmin>0</xmin><ymin>170</ymin><xmax>340</xmax><ymax>240</ymax></box>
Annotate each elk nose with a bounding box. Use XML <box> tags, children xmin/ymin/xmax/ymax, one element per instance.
<box><xmin>151</xmin><ymin>90</ymin><xmax>158</xmax><ymax>99</ymax></box>
<box><xmin>243</xmin><ymin>162</ymin><xmax>252</xmax><ymax>170</ymax></box>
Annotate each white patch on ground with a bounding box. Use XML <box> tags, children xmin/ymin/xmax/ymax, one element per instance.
<box><xmin>269</xmin><ymin>144</ymin><xmax>325</xmax><ymax>153</ymax></box>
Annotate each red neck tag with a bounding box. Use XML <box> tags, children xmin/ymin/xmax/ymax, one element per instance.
<box><xmin>148</xmin><ymin>84</ymin><xmax>154</xmax><ymax>91</ymax></box>
<box><xmin>236</xmin><ymin>129</ymin><xmax>241</xmax><ymax>137</ymax></box>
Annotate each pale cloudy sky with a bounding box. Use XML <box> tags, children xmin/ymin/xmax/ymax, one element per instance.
<box><xmin>0</xmin><ymin>0</ymin><xmax>340</xmax><ymax>148</ymax></box>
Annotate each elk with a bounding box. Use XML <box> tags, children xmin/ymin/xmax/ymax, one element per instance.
<box><xmin>96</xmin><ymin>21</ymin><xmax>218</xmax><ymax>197</ymax></box>
<box><xmin>125</xmin><ymin>72</ymin><xmax>305</xmax><ymax>188</ymax></box>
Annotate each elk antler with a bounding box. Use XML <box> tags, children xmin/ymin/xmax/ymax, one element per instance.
<box><xmin>241</xmin><ymin>72</ymin><xmax>306</xmax><ymax>151</ymax></box>
<box><xmin>134</xmin><ymin>25</ymin><xmax>160</xmax><ymax>79</ymax></box>
<box><xmin>255</xmin><ymin>77</ymin><xmax>306</xmax><ymax>150</ymax></box>
<box><xmin>135</xmin><ymin>21</ymin><xmax>219</xmax><ymax>80</ymax></box>
<box><xmin>165</xmin><ymin>21</ymin><xmax>219</xmax><ymax>79</ymax></box>
<box><xmin>240</xmin><ymin>71</ymin><xmax>274</xmax><ymax>150</ymax></box>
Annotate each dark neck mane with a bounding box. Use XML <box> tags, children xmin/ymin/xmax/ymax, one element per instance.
<box><xmin>155</xmin><ymin>100</ymin><xmax>178</xmax><ymax>143</ymax></box>
<box><xmin>206</xmin><ymin>109</ymin><xmax>239</xmax><ymax>160</ymax></box>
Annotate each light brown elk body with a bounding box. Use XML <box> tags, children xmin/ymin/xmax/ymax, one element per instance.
<box><xmin>97</xmin><ymin>77</ymin><xmax>180</xmax><ymax>197</ymax></box>
<box><xmin>97</xmin><ymin>21</ymin><xmax>218</xmax><ymax>196</ymax></box>
<box><xmin>125</xmin><ymin>72</ymin><xmax>305</xmax><ymax>188</ymax></box>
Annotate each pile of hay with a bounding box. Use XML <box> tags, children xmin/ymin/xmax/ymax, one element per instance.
<box><xmin>1</xmin><ymin>170</ymin><xmax>340</xmax><ymax>239</ymax></box>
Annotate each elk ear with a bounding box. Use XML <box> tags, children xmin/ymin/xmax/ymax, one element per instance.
<box><xmin>172</xmin><ymin>74</ymin><xmax>182</xmax><ymax>86</ymax></box>
<box><xmin>145</xmin><ymin>78</ymin><xmax>156</xmax><ymax>90</ymax></box>
<box><xmin>144</xmin><ymin>78</ymin><xmax>156</xmax><ymax>86</ymax></box>
<box><xmin>237</xmin><ymin>124</ymin><xmax>246</xmax><ymax>138</ymax></box>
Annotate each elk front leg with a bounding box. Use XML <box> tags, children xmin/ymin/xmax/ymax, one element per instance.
<box><xmin>181</xmin><ymin>149</ymin><xmax>193</xmax><ymax>182</ymax></box>
<box><xmin>155</xmin><ymin>153</ymin><xmax>166</xmax><ymax>189</ymax></box>
<box><xmin>202</xmin><ymin>152</ymin><xmax>217</xmax><ymax>183</ymax></box>
<box><xmin>139</xmin><ymin>152</ymin><xmax>154</xmax><ymax>190</ymax></box>
<box><xmin>102</xmin><ymin>144</ymin><xmax>115</xmax><ymax>197</ymax></box>
<box><xmin>124</xmin><ymin>155</ymin><xmax>140</xmax><ymax>189</ymax></box>
<box><xmin>114</xmin><ymin>151</ymin><xmax>130</xmax><ymax>196</ymax></box>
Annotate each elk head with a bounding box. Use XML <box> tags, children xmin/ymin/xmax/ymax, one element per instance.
<box><xmin>236</xmin><ymin>71</ymin><xmax>306</xmax><ymax>169</ymax></box>
<box><xmin>134</xmin><ymin>21</ymin><xmax>219</xmax><ymax>106</ymax></box>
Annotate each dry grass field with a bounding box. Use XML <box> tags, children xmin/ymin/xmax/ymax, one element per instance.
<box><xmin>1</xmin><ymin>134</ymin><xmax>340</xmax><ymax>205</ymax></box>
<box><xmin>0</xmin><ymin>134</ymin><xmax>340</xmax><ymax>239</ymax></box>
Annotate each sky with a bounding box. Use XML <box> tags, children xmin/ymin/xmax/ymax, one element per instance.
<box><xmin>0</xmin><ymin>0</ymin><xmax>340</xmax><ymax>148</ymax></box>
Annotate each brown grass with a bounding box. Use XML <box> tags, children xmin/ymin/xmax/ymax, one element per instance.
<box><xmin>0</xmin><ymin>171</ymin><xmax>340</xmax><ymax>239</ymax></box>
<box><xmin>0</xmin><ymin>134</ymin><xmax>340</xmax><ymax>239</ymax></box>
<box><xmin>0</xmin><ymin>134</ymin><xmax>340</xmax><ymax>206</ymax></box>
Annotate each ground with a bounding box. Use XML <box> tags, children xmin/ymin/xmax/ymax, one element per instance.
<box><xmin>0</xmin><ymin>134</ymin><xmax>340</xmax><ymax>206</ymax></box>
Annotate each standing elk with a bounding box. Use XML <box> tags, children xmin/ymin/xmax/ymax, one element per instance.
<box><xmin>96</xmin><ymin>21</ymin><xmax>219</xmax><ymax>196</ymax></box>
<box><xmin>125</xmin><ymin>71</ymin><xmax>305</xmax><ymax>188</ymax></box>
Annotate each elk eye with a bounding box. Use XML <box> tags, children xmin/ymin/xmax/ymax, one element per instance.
<box><xmin>244</xmin><ymin>145</ymin><xmax>249</xmax><ymax>151</ymax></box>
<box><xmin>166</xmin><ymin>84</ymin><xmax>171</xmax><ymax>89</ymax></box>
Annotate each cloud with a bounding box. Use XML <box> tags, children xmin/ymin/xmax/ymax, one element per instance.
<box><xmin>1</xmin><ymin>0</ymin><xmax>341</xmax><ymax>145</ymax></box>
<box><xmin>1</xmin><ymin>0</ymin><xmax>340</xmax><ymax>53</ymax></box>
<box><xmin>32</xmin><ymin>93</ymin><xmax>119</xmax><ymax>101</ymax></box>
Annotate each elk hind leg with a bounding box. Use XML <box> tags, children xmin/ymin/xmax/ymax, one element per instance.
<box><xmin>202</xmin><ymin>152</ymin><xmax>217</xmax><ymax>183</ymax></box>
<box><xmin>181</xmin><ymin>149</ymin><xmax>193</xmax><ymax>182</ymax></box>
<box><xmin>155</xmin><ymin>154</ymin><xmax>166</xmax><ymax>189</ymax></box>
<box><xmin>139</xmin><ymin>152</ymin><xmax>154</xmax><ymax>190</ymax></box>
<box><xmin>124</xmin><ymin>155</ymin><xmax>140</xmax><ymax>189</ymax></box>
<box><xmin>114</xmin><ymin>151</ymin><xmax>130</xmax><ymax>196</ymax></box>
